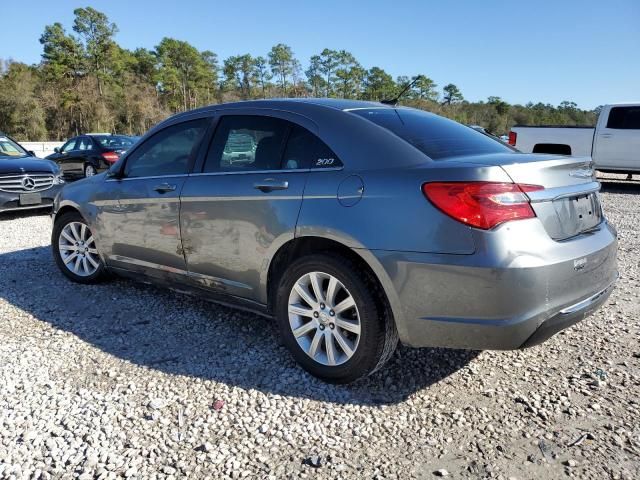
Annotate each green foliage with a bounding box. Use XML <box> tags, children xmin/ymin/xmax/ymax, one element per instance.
<box><xmin>0</xmin><ymin>7</ymin><xmax>599</xmax><ymax>140</ymax></box>
<box><xmin>443</xmin><ymin>84</ymin><xmax>464</xmax><ymax>105</ymax></box>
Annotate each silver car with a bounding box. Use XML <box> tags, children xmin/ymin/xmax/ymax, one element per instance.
<box><xmin>51</xmin><ymin>99</ymin><xmax>618</xmax><ymax>383</ymax></box>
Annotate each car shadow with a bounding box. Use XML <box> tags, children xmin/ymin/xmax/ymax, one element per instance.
<box><xmin>0</xmin><ymin>208</ymin><xmax>53</xmax><ymax>221</ymax></box>
<box><xmin>0</xmin><ymin>245</ymin><xmax>478</xmax><ymax>405</ymax></box>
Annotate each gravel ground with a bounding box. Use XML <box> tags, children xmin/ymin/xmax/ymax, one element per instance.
<box><xmin>0</xmin><ymin>173</ymin><xmax>638</xmax><ymax>480</ymax></box>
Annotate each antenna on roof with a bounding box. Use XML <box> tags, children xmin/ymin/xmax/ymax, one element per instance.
<box><xmin>381</xmin><ymin>75</ymin><xmax>424</xmax><ymax>106</ymax></box>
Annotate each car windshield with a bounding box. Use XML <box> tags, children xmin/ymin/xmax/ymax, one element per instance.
<box><xmin>0</xmin><ymin>135</ymin><xmax>29</xmax><ymax>158</ymax></box>
<box><xmin>350</xmin><ymin>108</ymin><xmax>514</xmax><ymax>160</ymax></box>
<box><xmin>94</xmin><ymin>135</ymin><xmax>137</xmax><ymax>149</ymax></box>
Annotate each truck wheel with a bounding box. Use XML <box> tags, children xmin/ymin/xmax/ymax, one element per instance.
<box><xmin>275</xmin><ymin>253</ymin><xmax>398</xmax><ymax>383</ymax></box>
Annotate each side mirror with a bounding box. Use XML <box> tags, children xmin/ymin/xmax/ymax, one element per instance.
<box><xmin>106</xmin><ymin>165</ymin><xmax>123</xmax><ymax>179</ymax></box>
<box><xmin>28</xmin><ymin>150</ymin><xmax>36</xmax><ymax>157</ymax></box>
<box><xmin>54</xmin><ymin>147</ymin><xmax>60</xmax><ymax>153</ymax></box>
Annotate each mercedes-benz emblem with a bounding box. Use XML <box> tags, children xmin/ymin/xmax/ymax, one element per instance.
<box><xmin>22</xmin><ymin>177</ymin><xmax>36</xmax><ymax>190</ymax></box>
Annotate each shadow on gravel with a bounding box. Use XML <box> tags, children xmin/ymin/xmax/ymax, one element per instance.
<box><xmin>0</xmin><ymin>208</ymin><xmax>52</xmax><ymax>221</ymax></box>
<box><xmin>0</xmin><ymin>245</ymin><xmax>478</xmax><ymax>405</ymax></box>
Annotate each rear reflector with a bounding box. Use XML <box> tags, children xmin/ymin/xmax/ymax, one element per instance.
<box><xmin>101</xmin><ymin>151</ymin><xmax>119</xmax><ymax>163</ymax></box>
<box><xmin>422</xmin><ymin>182</ymin><xmax>543</xmax><ymax>230</ymax></box>
<box><xmin>508</xmin><ymin>131</ymin><xmax>517</xmax><ymax>146</ymax></box>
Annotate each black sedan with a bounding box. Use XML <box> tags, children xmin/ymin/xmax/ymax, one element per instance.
<box><xmin>47</xmin><ymin>134</ymin><xmax>139</xmax><ymax>179</ymax></box>
<box><xmin>0</xmin><ymin>132</ymin><xmax>65</xmax><ymax>214</ymax></box>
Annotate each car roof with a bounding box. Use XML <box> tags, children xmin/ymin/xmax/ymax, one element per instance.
<box><xmin>168</xmin><ymin>98</ymin><xmax>394</xmax><ymax>121</ymax></box>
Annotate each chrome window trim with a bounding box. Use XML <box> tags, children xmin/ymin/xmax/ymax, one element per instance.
<box><xmin>106</xmin><ymin>173</ymin><xmax>190</xmax><ymax>182</ymax></box>
<box><xmin>104</xmin><ymin>167</ymin><xmax>343</xmax><ymax>182</ymax></box>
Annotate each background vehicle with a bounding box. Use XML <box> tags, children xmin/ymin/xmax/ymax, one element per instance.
<box><xmin>467</xmin><ymin>125</ymin><xmax>511</xmax><ymax>145</ymax></box>
<box><xmin>0</xmin><ymin>132</ymin><xmax>65</xmax><ymax>213</ymax></box>
<box><xmin>47</xmin><ymin>134</ymin><xmax>138</xmax><ymax>179</ymax></box>
<box><xmin>509</xmin><ymin>103</ymin><xmax>640</xmax><ymax>176</ymax></box>
<box><xmin>51</xmin><ymin>99</ymin><xmax>617</xmax><ymax>383</ymax></box>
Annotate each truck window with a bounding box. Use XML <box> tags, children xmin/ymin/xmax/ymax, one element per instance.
<box><xmin>606</xmin><ymin>107</ymin><xmax>640</xmax><ymax>130</ymax></box>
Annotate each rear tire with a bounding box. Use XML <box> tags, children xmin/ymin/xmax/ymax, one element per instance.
<box><xmin>52</xmin><ymin>211</ymin><xmax>107</xmax><ymax>284</ymax></box>
<box><xmin>84</xmin><ymin>164</ymin><xmax>97</xmax><ymax>177</ymax></box>
<box><xmin>275</xmin><ymin>253</ymin><xmax>397</xmax><ymax>383</ymax></box>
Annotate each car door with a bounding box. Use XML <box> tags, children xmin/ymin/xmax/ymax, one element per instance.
<box><xmin>593</xmin><ymin>106</ymin><xmax>640</xmax><ymax>171</ymax></box>
<box><xmin>71</xmin><ymin>136</ymin><xmax>94</xmax><ymax>176</ymax></box>
<box><xmin>52</xmin><ymin>138</ymin><xmax>79</xmax><ymax>176</ymax></box>
<box><xmin>180</xmin><ymin>114</ymin><xmax>321</xmax><ymax>303</ymax></box>
<box><xmin>104</xmin><ymin>117</ymin><xmax>211</xmax><ymax>278</ymax></box>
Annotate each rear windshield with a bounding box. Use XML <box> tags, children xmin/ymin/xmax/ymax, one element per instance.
<box><xmin>94</xmin><ymin>135</ymin><xmax>138</xmax><ymax>149</ymax></box>
<box><xmin>351</xmin><ymin>108</ymin><xmax>514</xmax><ymax>160</ymax></box>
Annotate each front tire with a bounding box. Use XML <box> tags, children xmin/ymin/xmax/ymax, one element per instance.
<box><xmin>52</xmin><ymin>211</ymin><xmax>107</xmax><ymax>284</ymax></box>
<box><xmin>275</xmin><ymin>253</ymin><xmax>397</xmax><ymax>383</ymax></box>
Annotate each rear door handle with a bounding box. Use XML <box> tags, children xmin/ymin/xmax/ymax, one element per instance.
<box><xmin>600</xmin><ymin>133</ymin><xmax>612</xmax><ymax>138</ymax></box>
<box><xmin>253</xmin><ymin>179</ymin><xmax>289</xmax><ymax>192</ymax></box>
<box><xmin>153</xmin><ymin>183</ymin><xmax>177</xmax><ymax>193</ymax></box>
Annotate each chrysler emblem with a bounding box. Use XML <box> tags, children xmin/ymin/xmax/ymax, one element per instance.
<box><xmin>22</xmin><ymin>177</ymin><xmax>36</xmax><ymax>190</ymax></box>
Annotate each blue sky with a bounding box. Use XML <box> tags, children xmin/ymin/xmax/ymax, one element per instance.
<box><xmin>1</xmin><ymin>0</ymin><xmax>638</xmax><ymax>109</ymax></box>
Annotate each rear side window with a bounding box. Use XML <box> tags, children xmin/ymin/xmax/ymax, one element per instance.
<box><xmin>350</xmin><ymin>108</ymin><xmax>513</xmax><ymax>160</ymax></box>
<box><xmin>606</xmin><ymin>107</ymin><xmax>640</xmax><ymax>129</ymax></box>
<box><xmin>283</xmin><ymin>126</ymin><xmax>342</xmax><ymax>169</ymax></box>
<box><xmin>204</xmin><ymin>116</ymin><xmax>289</xmax><ymax>172</ymax></box>
<box><xmin>204</xmin><ymin>116</ymin><xmax>342</xmax><ymax>172</ymax></box>
<box><xmin>77</xmin><ymin>137</ymin><xmax>94</xmax><ymax>151</ymax></box>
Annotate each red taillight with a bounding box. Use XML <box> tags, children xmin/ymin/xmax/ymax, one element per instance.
<box><xmin>508</xmin><ymin>131</ymin><xmax>517</xmax><ymax>146</ymax></box>
<box><xmin>422</xmin><ymin>182</ymin><xmax>543</xmax><ymax>230</ymax></box>
<box><xmin>101</xmin><ymin>151</ymin><xmax>119</xmax><ymax>163</ymax></box>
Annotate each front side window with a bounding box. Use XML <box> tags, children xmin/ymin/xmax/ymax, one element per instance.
<box><xmin>606</xmin><ymin>107</ymin><xmax>640</xmax><ymax>130</ymax></box>
<box><xmin>204</xmin><ymin>116</ymin><xmax>289</xmax><ymax>172</ymax></box>
<box><xmin>61</xmin><ymin>138</ymin><xmax>78</xmax><ymax>153</ymax></box>
<box><xmin>124</xmin><ymin>119</ymin><xmax>209</xmax><ymax>178</ymax></box>
<box><xmin>350</xmin><ymin>108</ymin><xmax>514</xmax><ymax>160</ymax></box>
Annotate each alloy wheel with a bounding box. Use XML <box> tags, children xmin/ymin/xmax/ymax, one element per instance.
<box><xmin>58</xmin><ymin>221</ymin><xmax>100</xmax><ymax>277</ymax></box>
<box><xmin>85</xmin><ymin>165</ymin><xmax>96</xmax><ymax>177</ymax></box>
<box><xmin>288</xmin><ymin>271</ymin><xmax>361</xmax><ymax>366</ymax></box>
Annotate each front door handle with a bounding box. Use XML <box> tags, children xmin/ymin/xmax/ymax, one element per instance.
<box><xmin>154</xmin><ymin>183</ymin><xmax>177</xmax><ymax>193</ymax></box>
<box><xmin>254</xmin><ymin>179</ymin><xmax>289</xmax><ymax>192</ymax></box>
<box><xmin>600</xmin><ymin>133</ymin><xmax>612</xmax><ymax>138</ymax></box>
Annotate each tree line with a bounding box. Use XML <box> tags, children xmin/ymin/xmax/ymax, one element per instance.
<box><xmin>0</xmin><ymin>7</ymin><xmax>599</xmax><ymax>141</ymax></box>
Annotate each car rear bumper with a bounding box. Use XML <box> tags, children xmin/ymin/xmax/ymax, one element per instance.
<box><xmin>371</xmin><ymin>218</ymin><xmax>618</xmax><ymax>350</ymax></box>
<box><xmin>0</xmin><ymin>185</ymin><xmax>62</xmax><ymax>213</ymax></box>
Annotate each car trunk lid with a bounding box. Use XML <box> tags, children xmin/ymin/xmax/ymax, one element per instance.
<box><xmin>446</xmin><ymin>153</ymin><xmax>603</xmax><ymax>240</ymax></box>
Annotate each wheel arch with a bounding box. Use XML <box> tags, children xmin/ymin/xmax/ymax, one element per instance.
<box><xmin>264</xmin><ymin>235</ymin><xmax>405</xmax><ymax>339</ymax></box>
<box><xmin>53</xmin><ymin>200</ymin><xmax>86</xmax><ymax>224</ymax></box>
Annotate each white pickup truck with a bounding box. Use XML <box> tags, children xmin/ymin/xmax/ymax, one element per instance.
<box><xmin>509</xmin><ymin>103</ymin><xmax>640</xmax><ymax>177</ymax></box>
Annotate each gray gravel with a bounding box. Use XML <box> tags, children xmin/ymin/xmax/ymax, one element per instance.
<box><xmin>0</xmin><ymin>173</ymin><xmax>638</xmax><ymax>479</ymax></box>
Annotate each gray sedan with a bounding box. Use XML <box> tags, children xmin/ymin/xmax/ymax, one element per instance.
<box><xmin>51</xmin><ymin>99</ymin><xmax>618</xmax><ymax>383</ymax></box>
